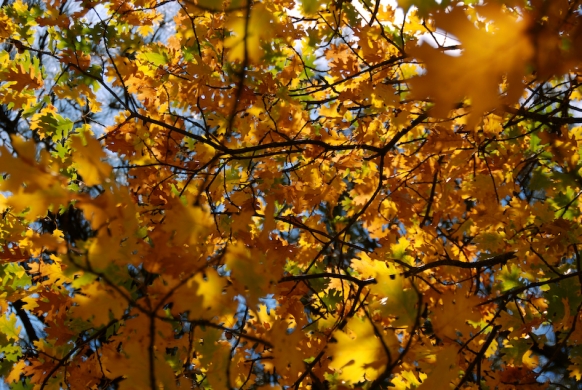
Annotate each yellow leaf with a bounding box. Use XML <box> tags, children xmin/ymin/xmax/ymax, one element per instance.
<box><xmin>19</xmin><ymin>228</ymin><xmax>66</xmax><ymax>256</ymax></box>
<box><xmin>5</xmin><ymin>360</ymin><xmax>26</xmax><ymax>383</ymax></box>
<box><xmin>196</xmin><ymin>0</ymin><xmax>246</xmax><ymax>11</ymax></box>
<box><xmin>328</xmin><ymin>317</ymin><xmax>398</xmax><ymax>383</ymax></box>
<box><xmin>172</xmin><ymin>268</ymin><xmax>231</xmax><ymax>316</ymax></box>
<box><xmin>225</xmin><ymin>242</ymin><xmax>274</xmax><ymax>307</ymax></box>
<box><xmin>269</xmin><ymin>320</ymin><xmax>305</xmax><ymax>381</ymax></box>
<box><xmin>71</xmin><ymin>130</ymin><xmax>112</xmax><ymax>186</ymax></box>
<box><xmin>569</xmin><ymin>355</ymin><xmax>582</xmax><ymax>380</ymax></box>
<box><xmin>71</xmin><ymin>282</ymin><xmax>127</xmax><ymax>326</ymax></box>
<box><xmin>201</xmin><ymin>337</ymin><xmax>232</xmax><ymax>390</ymax></box>
<box><xmin>299</xmin><ymin>0</ymin><xmax>323</xmax><ymax>15</ymax></box>
<box><xmin>431</xmin><ymin>291</ymin><xmax>483</xmax><ymax>339</ymax></box>
<box><xmin>354</xmin><ymin>254</ymin><xmax>418</xmax><ymax>327</ymax></box>
<box><xmin>137</xmin><ymin>24</ymin><xmax>154</xmax><ymax>37</ymax></box>
<box><xmin>0</xmin><ymin>313</ymin><xmax>21</xmax><ymax>341</ymax></box>
<box><xmin>224</xmin><ymin>4</ymin><xmax>275</xmax><ymax>63</ymax></box>
<box><xmin>522</xmin><ymin>350</ymin><xmax>539</xmax><ymax>370</ymax></box>
<box><xmin>417</xmin><ymin>345</ymin><xmax>459</xmax><ymax>389</ymax></box>
<box><xmin>409</xmin><ymin>4</ymin><xmax>533</xmax><ymax>123</ymax></box>
<box><xmin>161</xmin><ymin>201</ymin><xmax>211</xmax><ymax>246</ymax></box>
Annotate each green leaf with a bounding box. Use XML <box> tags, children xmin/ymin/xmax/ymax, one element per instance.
<box><xmin>500</xmin><ymin>337</ymin><xmax>531</xmax><ymax>362</ymax></box>
<box><xmin>0</xmin><ymin>314</ymin><xmax>21</xmax><ymax>341</ymax></box>
<box><xmin>71</xmin><ymin>272</ymin><xmax>98</xmax><ymax>289</ymax></box>
<box><xmin>548</xmin><ymin>278</ymin><xmax>582</xmax><ymax>320</ymax></box>
<box><xmin>0</xmin><ymin>344</ymin><xmax>22</xmax><ymax>362</ymax></box>
<box><xmin>300</xmin><ymin>0</ymin><xmax>323</xmax><ymax>14</ymax></box>
<box><xmin>10</xmin><ymin>378</ymin><xmax>34</xmax><ymax>390</ymax></box>
<box><xmin>321</xmin><ymin>289</ymin><xmax>342</xmax><ymax>311</ymax></box>
<box><xmin>529</xmin><ymin>169</ymin><xmax>552</xmax><ymax>191</ymax></box>
<box><xmin>497</xmin><ymin>264</ymin><xmax>523</xmax><ymax>292</ymax></box>
<box><xmin>140</xmin><ymin>47</ymin><xmax>169</xmax><ymax>67</ymax></box>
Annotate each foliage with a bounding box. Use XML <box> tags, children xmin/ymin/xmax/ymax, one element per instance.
<box><xmin>1</xmin><ymin>0</ymin><xmax>582</xmax><ymax>389</ymax></box>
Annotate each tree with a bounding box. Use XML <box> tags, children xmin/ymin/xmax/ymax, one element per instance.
<box><xmin>0</xmin><ymin>0</ymin><xmax>582</xmax><ymax>388</ymax></box>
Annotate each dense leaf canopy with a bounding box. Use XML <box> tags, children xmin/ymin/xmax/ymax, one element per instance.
<box><xmin>1</xmin><ymin>0</ymin><xmax>582</xmax><ymax>389</ymax></box>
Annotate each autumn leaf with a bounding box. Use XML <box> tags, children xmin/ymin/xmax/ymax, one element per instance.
<box><xmin>0</xmin><ymin>314</ymin><xmax>21</xmax><ymax>341</ymax></box>
<box><xmin>71</xmin><ymin>130</ymin><xmax>112</xmax><ymax>186</ymax></box>
<box><xmin>225</xmin><ymin>242</ymin><xmax>273</xmax><ymax>307</ymax></box>
<box><xmin>299</xmin><ymin>0</ymin><xmax>323</xmax><ymax>15</ymax></box>
<box><xmin>409</xmin><ymin>4</ymin><xmax>533</xmax><ymax>123</ymax></box>
<box><xmin>71</xmin><ymin>282</ymin><xmax>127</xmax><ymax>326</ymax></box>
<box><xmin>224</xmin><ymin>3</ymin><xmax>277</xmax><ymax>63</ymax></box>
<box><xmin>0</xmin><ymin>0</ymin><xmax>581</xmax><ymax>388</ymax></box>
<box><xmin>268</xmin><ymin>319</ymin><xmax>305</xmax><ymax>380</ymax></box>
<box><xmin>430</xmin><ymin>290</ymin><xmax>483</xmax><ymax>339</ymax></box>
<box><xmin>417</xmin><ymin>346</ymin><xmax>459</xmax><ymax>389</ymax></box>
<box><xmin>328</xmin><ymin>317</ymin><xmax>398</xmax><ymax>383</ymax></box>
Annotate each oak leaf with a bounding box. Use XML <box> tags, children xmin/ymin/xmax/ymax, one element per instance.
<box><xmin>410</xmin><ymin>5</ymin><xmax>533</xmax><ymax>123</ymax></box>
<box><xmin>328</xmin><ymin>317</ymin><xmax>398</xmax><ymax>383</ymax></box>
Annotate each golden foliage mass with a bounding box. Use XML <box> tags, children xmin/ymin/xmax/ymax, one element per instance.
<box><xmin>1</xmin><ymin>0</ymin><xmax>582</xmax><ymax>389</ymax></box>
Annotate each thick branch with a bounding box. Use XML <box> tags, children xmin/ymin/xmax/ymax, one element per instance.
<box><xmin>279</xmin><ymin>272</ymin><xmax>377</xmax><ymax>287</ymax></box>
<box><xmin>403</xmin><ymin>252</ymin><xmax>516</xmax><ymax>277</ymax></box>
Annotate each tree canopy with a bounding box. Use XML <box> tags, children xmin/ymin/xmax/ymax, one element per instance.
<box><xmin>1</xmin><ymin>0</ymin><xmax>582</xmax><ymax>388</ymax></box>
